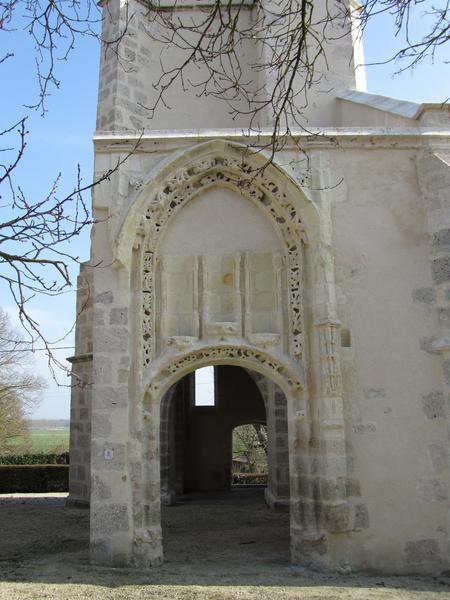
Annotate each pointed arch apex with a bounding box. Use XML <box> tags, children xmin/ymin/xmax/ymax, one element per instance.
<box><xmin>115</xmin><ymin>138</ymin><xmax>318</xmax><ymax>266</ymax></box>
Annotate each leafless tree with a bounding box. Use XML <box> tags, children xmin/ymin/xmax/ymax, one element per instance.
<box><xmin>359</xmin><ymin>0</ymin><xmax>449</xmax><ymax>73</ymax></box>
<box><xmin>139</xmin><ymin>0</ymin><xmax>448</xmax><ymax>161</ymax></box>
<box><xmin>0</xmin><ymin>308</ymin><xmax>45</xmax><ymax>453</ymax></box>
<box><xmin>0</xmin><ymin>0</ymin><xmax>136</xmax><ymax>371</ymax></box>
<box><xmin>233</xmin><ymin>423</ymin><xmax>268</xmax><ymax>473</ymax></box>
<box><xmin>0</xmin><ymin>0</ymin><xmax>447</xmax><ymax>361</ymax></box>
<box><xmin>141</xmin><ymin>0</ymin><xmax>348</xmax><ymax>160</ymax></box>
<box><xmin>0</xmin><ymin>117</ymin><xmax>140</xmax><ymax>373</ymax></box>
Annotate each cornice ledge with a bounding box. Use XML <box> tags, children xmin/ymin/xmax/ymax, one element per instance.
<box><xmin>67</xmin><ymin>352</ymin><xmax>93</xmax><ymax>364</ymax></box>
<box><xmin>92</xmin><ymin>128</ymin><xmax>450</xmax><ymax>151</ymax></box>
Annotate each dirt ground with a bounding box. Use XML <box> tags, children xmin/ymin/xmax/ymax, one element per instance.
<box><xmin>0</xmin><ymin>488</ymin><xmax>449</xmax><ymax>600</ymax></box>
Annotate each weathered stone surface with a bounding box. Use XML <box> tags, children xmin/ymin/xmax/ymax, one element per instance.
<box><xmin>91</xmin><ymin>504</ymin><xmax>129</xmax><ymax>536</ymax></box>
<box><xmin>417</xmin><ymin>478</ymin><xmax>448</xmax><ymax>502</ymax></box>
<box><xmin>432</xmin><ymin>257</ymin><xmax>450</xmax><ymax>284</ymax></box>
<box><xmin>92</xmin><ymin>413</ymin><xmax>112</xmax><ymax>438</ymax></box>
<box><xmin>90</xmin><ymin>538</ymin><xmax>112</xmax><ymax>564</ymax></box>
<box><xmin>95</xmin><ymin>327</ymin><xmax>129</xmax><ymax>353</ymax></box>
<box><xmin>110</xmin><ymin>307</ymin><xmax>128</xmax><ymax>325</ymax></box>
<box><xmin>419</xmin><ymin>336</ymin><xmax>437</xmax><ymax>353</ymax></box>
<box><xmin>95</xmin><ymin>291</ymin><xmax>114</xmax><ymax>304</ymax></box>
<box><xmin>438</xmin><ymin>307</ymin><xmax>450</xmax><ymax>327</ymax></box>
<box><xmin>91</xmin><ymin>475</ymin><xmax>112</xmax><ymax>501</ymax></box>
<box><xmin>353</xmin><ymin>503</ymin><xmax>369</xmax><ymax>530</ymax></box>
<box><xmin>432</xmin><ymin>229</ymin><xmax>450</xmax><ymax>253</ymax></box>
<box><xmin>443</xmin><ymin>359</ymin><xmax>450</xmax><ymax>385</ymax></box>
<box><xmin>352</xmin><ymin>421</ymin><xmax>377</xmax><ymax>434</ymax></box>
<box><xmin>320</xmin><ymin>478</ymin><xmax>346</xmax><ymax>501</ymax></box>
<box><xmin>412</xmin><ymin>287</ymin><xmax>435</xmax><ymax>304</ymax></box>
<box><xmin>94</xmin><ymin>386</ymin><xmax>129</xmax><ymax>410</ymax></box>
<box><xmin>345</xmin><ymin>478</ymin><xmax>361</xmax><ymax>497</ymax></box>
<box><xmin>428</xmin><ymin>444</ymin><xmax>448</xmax><ymax>473</ymax></box>
<box><xmin>91</xmin><ymin>443</ymin><xmax>127</xmax><ymax>471</ymax></box>
<box><xmin>323</xmin><ymin>503</ymin><xmax>350</xmax><ymax>532</ymax></box>
<box><xmin>421</xmin><ymin>391</ymin><xmax>445</xmax><ymax>419</ymax></box>
<box><xmin>404</xmin><ymin>539</ymin><xmax>442</xmax><ymax>565</ymax></box>
<box><xmin>363</xmin><ymin>388</ymin><xmax>386</xmax><ymax>399</ymax></box>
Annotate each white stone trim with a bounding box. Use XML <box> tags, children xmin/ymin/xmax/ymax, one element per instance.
<box><xmin>336</xmin><ymin>89</ymin><xmax>421</xmax><ymax>119</ymax></box>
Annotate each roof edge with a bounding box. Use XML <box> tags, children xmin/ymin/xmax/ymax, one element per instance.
<box><xmin>337</xmin><ymin>89</ymin><xmax>421</xmax><ymax>120</ymax></box>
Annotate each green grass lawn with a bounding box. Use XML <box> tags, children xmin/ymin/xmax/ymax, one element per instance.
<box><xmin>8</xmin><ymin>428</ymin><xmax>70</xmax><ymax>454</ymax></box>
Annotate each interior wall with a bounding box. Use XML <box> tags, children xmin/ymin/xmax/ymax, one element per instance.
<box><xmin>181</xmin><ymin>366</ymin><xmax>267</xmax><ymax>491</ymax></box>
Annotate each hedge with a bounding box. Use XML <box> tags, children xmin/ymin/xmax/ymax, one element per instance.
<box><xmin>0</xmin><ymin>452</ymin><xmax>69</xmax><ymax>465</ymax></box>
<box><xmin>0</xmin><ymin>464</ymin><xmax>69</xmax><ymax>493</ymax></box>
<box><xmin>232</xmin><ymin>473</ymin><xmax>268</xmax><ymax>485</ymax></box>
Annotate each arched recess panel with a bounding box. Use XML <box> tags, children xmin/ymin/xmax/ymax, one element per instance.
<box><xmin>126</xmin><ymin>144</ymin><xmax>313</xmax><ymax>370</ymax></box>
<box><xmin>152</xmin><ymin>185</ymin><xmax>288</xmax><ymax>357</ymax></box>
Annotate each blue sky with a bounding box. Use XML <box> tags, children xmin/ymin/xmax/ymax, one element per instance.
<box><xmin>0</xmin><ymin>3</ymin><xmax>448</xmax><ymax>419</ymax></box>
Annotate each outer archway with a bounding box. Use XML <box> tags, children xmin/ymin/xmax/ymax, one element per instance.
<box><xmin>130</xmin><ymin>346</ymin><xmax>315</xmax><ymax>568</ymax></box>
<box><xmin>87</xmin><ymin>138</ymin><xmax>352</xmax><ymax>572</ymax></box>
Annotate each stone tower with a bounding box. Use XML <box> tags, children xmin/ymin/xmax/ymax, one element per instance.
<box><xmin>68</xmin><ymin>0</ymin><xmax>450</xmax><ymax>573</ymax></box>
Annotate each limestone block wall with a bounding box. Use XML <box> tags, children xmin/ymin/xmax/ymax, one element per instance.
<box><xmin>248</xmin><ymin>372</ymin><xmax>290</xmax><ymax>508</ymax></box>
<box><xmin>330</xmin><ymin>146</ymin><xmax>449</xmax><ymax>572</ymax></box>
<box><xmin>96</xmin><ymin>0</ymin><xmax>362</xmax><ymax>132</ymax></box>
<box><xmin>160</xmin><ymin>383</ymin><xmax>185</xmax><ymax>504</ymax></box>
<box><xmin>67</xmin><ymin>264</ymin><xmax>94</xmax><ymax>507</ymax></box>
<box><xmin>69</xmin><ymin>127</ymin><xmax>450</xmax><ymax>572</ymax></box>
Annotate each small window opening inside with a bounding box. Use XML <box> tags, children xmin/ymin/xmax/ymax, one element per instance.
<box><xmin>194</xmin><ymin>366</ymin><xmax>215</xmax><ymax>407</ymax></box>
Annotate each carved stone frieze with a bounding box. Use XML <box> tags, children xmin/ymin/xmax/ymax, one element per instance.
<box><xmin>142</xmin><ymin>251</ymin><xmax>154</xmax><ymax>366</ymax></box>
<box><xmin>146</xmin><ymin>345</ymin><xmax>302</xmax><ymax>397</ymax></box>
<box><xmin>288</xmin><ymin>247</ymin><xmax>304</xmax><ymax>359</ymax></box>
<box><xmin>142</xmin><ymin>156</ymin><xmax>306</xmax><ymax>251</ymax></box>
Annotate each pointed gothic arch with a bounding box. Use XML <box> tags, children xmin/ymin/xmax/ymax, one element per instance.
<box><xmin>115</xmin><ymin>139</ymin><xmax>320</xmax><ymax>266</ymax></box>
<box><xmin>132</xmin><ymin>344</ymin><xmax>313</xmax><ymax>568</ymax></box>
<box><xmin>116</xmin><ymin>140</ymin><xmax>321</xmax><ymax>371</ymax></box>
<box><xmin>84</xmin><ymin>138</ymin><xmax>353</xmax><ymax>571</ymax></box>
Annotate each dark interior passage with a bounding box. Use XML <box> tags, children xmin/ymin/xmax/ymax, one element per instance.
<box><xmin>160</xmin><ymin>366</ymin><xmax>266</xmax><ymax>497</ymax></box>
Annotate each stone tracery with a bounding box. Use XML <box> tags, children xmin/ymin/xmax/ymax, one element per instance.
<box><xmin>138</xmin><ymin>150</ymin><xmax>310</xmax><ymax>366</ymax></box>
<box><xmin>145</xmin><ymin>344</ymin><xmax>303</xmax><ymax>400</ymax></box>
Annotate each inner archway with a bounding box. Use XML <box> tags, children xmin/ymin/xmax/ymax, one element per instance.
<box><xmin>158</xmin><ymin>364</ymin><xmax>291</xmax><ymax>565</ymax></box>
<box><xmin>160</xmin><ymin>365</ymin><xmax>286</xmax><ymax>498</ymax></box>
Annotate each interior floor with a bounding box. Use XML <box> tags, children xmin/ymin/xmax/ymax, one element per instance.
<box><xmin>162</xmin><ymin>487</ymin><xmax>290</xmax><ymax>568</ymax></box>
<box><xmin>0</xmin><ymin>487</ymin><xmax>290</xmax><ymax>573</ymax></box>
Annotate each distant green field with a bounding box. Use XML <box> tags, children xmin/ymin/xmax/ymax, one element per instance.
<box><xmin>8</xmin><ymin>428</ymin><xmax>70</xmax><ymax>454</ymax></box>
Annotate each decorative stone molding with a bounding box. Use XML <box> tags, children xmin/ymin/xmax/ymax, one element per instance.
<box><xmin>288</xmin><ymin>248</ymin><xmax>304</xmax><ymax>359</ymax></box>
<box><xmin>136</xmin><ymin>148</ymin><xmax>310</xmax><ymax>366</ymax></box>
<box><xmin>316</xmin><ymin>320</ymin><xmax>343</xmax><ymax>398</ymax></box>
<box><xmin>145</xmin><ymin>344</ymin><xmax>302</xmax><ymax>399</ymax></box>
<box><xmin>204</xmin><ymin>322</ymin><xmax>239</xmax><ymax>337</ymax></box>
<box><xmin>141</xmin><ymin>154</ymin><xmax>307</xmax><ymax>252</ymax></box>
<box><xmin>167</xmin><ymin>336</ymin><xmax>198</xmax><ymax>351</ymax></box>
<box><xmin>105</xmin><ymin>141</ymin><xmax>359</xmax><ymax>569</ymax></box>
<box><xmin>142</xmin><ymin>251</ymin><xmax>154</xmax><ymax>366</ymax></box>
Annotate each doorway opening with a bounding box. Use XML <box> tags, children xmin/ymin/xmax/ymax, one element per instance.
<box><xmin>231</xmin><ymin>424</ymin><xmax>268</xmax><ymax>486</ymax></box>
<box><xmin>159</xmin><ymin>363</ymin><xmax>291</xmax><ymax>563</ymax></box>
